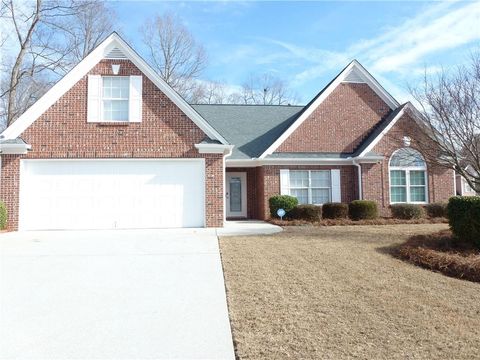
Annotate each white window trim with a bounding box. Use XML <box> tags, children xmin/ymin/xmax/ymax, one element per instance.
<box><xmin>101</xmin><ymin>76</ymin><xmax>130</xmax><ymax>122</ymax></box>
<box><xmin>389</xmin><ymin>166</ymin><xmax>428</xmax><ymax>204</ymax></box>
<box><xmin>289</xmin><ymin>170</ymin><xmax>331</xmax><ymax>205</ymax></box>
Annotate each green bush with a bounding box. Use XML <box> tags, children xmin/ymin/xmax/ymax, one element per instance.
<box><xmin>288</xmin><ymin>205</ymin><xmax>322</xmax><ymax>222</ymax></box>
<box><xmin>348</xmin><ymin>200</ymin><xmax>378</xmax><ymax>220</ymax></box>
<box><xmin>425</xmin><ymin>202</ymin><xmax>448</xmax><ymax>218</ymax></box>
<box><xmin>269</xmin><ymin>195</ymin><xmax>298</xmax><ymax>218</ymax></box>
<box><xmin>0</xmin><ymin>201</ymin><xmax>6</xmax><ymax>230</ymax></box>
<box><xmin>391</xmin><ymin>204</ymin><xmax>424</xmax><ymax>220</ymax></box>
<box><xmin>447</xmin><ymin>196</ymin><xmax>480</xmax><ymax>247</ymax></box>
<box><xmin>322</xmin><ymin>202</ymin><xmax>348</xmax><ymax>219</ymax></box>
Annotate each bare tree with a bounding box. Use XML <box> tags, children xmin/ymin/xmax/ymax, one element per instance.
<box><xmin>410</xmin><ymin>52</ymin><xmax>480</xmax><ymax>192</ymax></box>
<box><xmin>229</xmin><ymin>73</ymin><xmax>298</xmax><ymax>105</ymax></box>
<box><xmin>188</xmin><ymin>80</ymin><xmax>229</xmax><ymax>104</ymax></box>
<box><xmin>1</xmin><ymin>0</ymin><xmax>68</xmax><ymax>127</ymax></box>
<box><xmin>140</xmin><ymin>13</ymin><xmax>207</xmax><ymax>99</ymax></box>
<box><xmin>0</xmin><ymin>0</ymin><xmax>114</xmax><ymax>129</ymax></box>
<box><xmin>61</xmin><ymin>0</ymin><xmax>116</xmax><ymax>63</ymax></box>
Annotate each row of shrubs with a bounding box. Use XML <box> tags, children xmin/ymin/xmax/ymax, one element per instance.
<box><xmin>269</xmin><ymin>195</ymin><xmax>448</xmax><ymax>222</ymax></box>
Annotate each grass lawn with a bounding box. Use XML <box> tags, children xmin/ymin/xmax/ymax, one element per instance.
<box><xmin>219</xmin><ymin>224</ymin><xmax>480</xmax><ymax>359</ymax></box>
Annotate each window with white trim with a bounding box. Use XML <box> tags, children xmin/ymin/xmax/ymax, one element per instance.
<box><xmin>289</xmin><ymin>170</ymin><xmax>331</xmax><ymax>205</ymax></box>
<box><xmin>102</xmin><ymin>76</ymin><xmax>129</xmax><ymax>121</ymax></box>
<box><xmin>464</xmin><ymin>179</ymin><xmax>474</xmax><ymax>193</ymax></box>
<box><xmin>389</xmin><ymin>148</ymin><xmax>427</xmax><ymax>203</ymax></box>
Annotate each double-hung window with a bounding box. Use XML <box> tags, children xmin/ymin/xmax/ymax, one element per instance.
<box><xmin>289</xmin><ymin>170</ymin><xmax>331</xmax><ymax>205</ymax></box>
<box><xmin>389</xmin><ymin>148</ymin><xmax>428</xmax><ymax>203</ymax></box>
<box><xmin>87</xmin><ymin>74</ymin><xmax>142</xmax><ymax>123</ymax></box>
<box><xmin>102</xmin><ymin>76</ymin><xmax>129</xmax><ymax>121</ymax></box>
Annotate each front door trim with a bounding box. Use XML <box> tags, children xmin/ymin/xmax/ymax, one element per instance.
<box><xmin>226</xmin><ymin>172</ymin><xmax>247</xmax><ymax>218</ymax></box>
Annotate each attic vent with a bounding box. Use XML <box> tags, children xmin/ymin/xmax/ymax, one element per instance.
<box><xmin>343</xmin><ymin>69</ymin><xmax>365</xmax><ymax>83</ymax></box>
<box><xmin>105</xmin><ymin>47</ymin><xmax>127</xmax><ymax>59</ymax></box>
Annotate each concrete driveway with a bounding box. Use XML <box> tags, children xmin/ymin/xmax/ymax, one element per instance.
<box><xmin>0</xmin><ymin>229</ymin><xmax>235</xmax><ymax>359</ymax></box>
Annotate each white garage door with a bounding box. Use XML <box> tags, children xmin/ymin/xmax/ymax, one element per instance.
<box><xmin>19</xmin><ymin>159</ymin><xmax>205</xmax><ymax>230</ymax></box>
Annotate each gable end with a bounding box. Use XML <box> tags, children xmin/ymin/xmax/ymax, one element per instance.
<box><xmin>259</xmin><ymin>60</ymin><xmax>399</xmax><ymax>158</ymax></box>
<box><xmin>1</xmin><ymin>32</ymin><xmax>227</xmax><ymax>145</ymax></box>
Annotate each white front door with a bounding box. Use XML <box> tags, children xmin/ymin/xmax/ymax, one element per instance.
<box><xmin>226</xmin><ymin>172</ymin><xmax>247</xmax><ymax>218</ymax></box>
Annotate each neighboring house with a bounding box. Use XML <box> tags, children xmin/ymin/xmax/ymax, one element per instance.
<box><xmin>456</xmin><ymin>166</ymin><xmax>479</xmax><ymax>196</ymax></box>
<box><xmin>0</xmin><ymin>33</ymin><xmax>455</xmax><ymax>231</ymax></box>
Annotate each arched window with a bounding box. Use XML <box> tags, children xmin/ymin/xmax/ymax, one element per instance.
<box><xmin>389</xmin><ymin>148</ymin><xmax>428</xmax><ymax>203</ymax></box>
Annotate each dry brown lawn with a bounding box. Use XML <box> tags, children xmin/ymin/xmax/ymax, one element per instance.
<box><xmin>219</xmin><ymin>224</ymin><xmax>480</xmax><ymax>359</ymax></box>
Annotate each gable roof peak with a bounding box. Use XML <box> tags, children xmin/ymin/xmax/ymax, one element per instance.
<box><xmin>258</xmin><ymin>60</ymin><xmax>401</xmax><ymax>158</ymax></box>
<box><xmin>1</xmin><ymin>31</ymin><xmax>228</xmax><ymax>144</ymax></box>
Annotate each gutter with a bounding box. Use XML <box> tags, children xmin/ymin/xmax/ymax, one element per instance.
<box><xmin>195</xmin><ymin>143</ymin><xmax>234</xmax><ymax>155</ymax></box>
<box><xmin>222</xmin><ymin>145</ymin><xmax>234</xmax><ymax>226</ymax></box>
<box><xmin>0</xmin><ymin>143</ymin><xmax>31</xmax><ymax>155</ymax></box>
<box><xmin>226</xmin><ymin>155</ymin><xmax>384</xmax><ymax>167</ymax></box>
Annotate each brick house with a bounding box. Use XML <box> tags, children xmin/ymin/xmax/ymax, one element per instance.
<box><xmin>0</xmin><ymin>33</ymin><xmax>455</xmax><ymax>231</ymax></box>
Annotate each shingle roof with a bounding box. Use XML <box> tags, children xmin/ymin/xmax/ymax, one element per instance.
<box><xmin>192</xmin><ymin>104</ymin><xmax>304</xmax><ymax>159</ymax></box>
<box><xmin>194</xmin><ymin>102</ymin><xmax>405</xmax><ymax>160</ymax></box>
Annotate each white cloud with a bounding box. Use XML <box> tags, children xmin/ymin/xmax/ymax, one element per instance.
<box><xmin>365</xmin><ymin>1</ymin><xmax>480</xmax><ymax>73</ymax></box>
<box><xmin>255</xmin><ymin>1</ymin><xmax>480</xmax><ymax>101</ymax></box>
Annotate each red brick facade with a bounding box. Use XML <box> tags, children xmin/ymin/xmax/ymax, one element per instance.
<box><xmin>0</xmin><ymin>59</ymin><xmax>224</xmax><ymax>230</ymax></box>
<box><xmin>277</xmin><ymin>83</ymin><xmax>391</xmax><ymax>153</ymax></box>
<box><xmin>227</xmin><ymin>166</ymin><xmax>356</xmax><ymax>221</ymax></box>
<box><xmin>362</xmin><ymin>113</ymin><xmax>454</xmax><ymax>216</ymax></box>
<box><xmin>0</xmin><ymin>55</ymin><xmax>456</xmax><ymax>229</ymax></box>
<box><xmin>258</xmin><ymin>86</ymin><xmax>454</xmax><ymax>219</ymax></box>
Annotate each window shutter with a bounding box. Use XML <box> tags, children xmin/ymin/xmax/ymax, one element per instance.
<box><xmin>280</xmin><ymin>169</ymin><xmax>290</xmax><ymax>195</ymax></box>
<box><xmin>129</xmin><ymin>75</ymin><xmax>142</xmax><ymax>122</ymax></box>
<box><xmin>331</xmin><ymin>169</ymin><xmax>341</xmax><ymax>202</ymax></box>
<box><xmin>87</xmin><ymin>75</ymin><xmax>102</xmax><ymax>122</ymax></box>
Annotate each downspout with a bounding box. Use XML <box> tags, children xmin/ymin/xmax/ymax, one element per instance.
<box><xmin>353</xmin><ymin>159</ymin><xmax>363</xmax><ymax>200</ymax></box>
<box><xmin>222</xmin><ymin>146</ymin><xmax>234</xmax><ymax>227</ymax></box>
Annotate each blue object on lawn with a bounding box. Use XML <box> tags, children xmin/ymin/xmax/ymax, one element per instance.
<box><xmin>277</xmin><ymin>208</ymin><xmax>286</xmax><ymax>220</ymax></box>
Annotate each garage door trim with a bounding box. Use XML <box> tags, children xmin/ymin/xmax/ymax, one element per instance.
<box><xmin>19</xmin><ymin>158</ymin><xmax>206</xmax><ymax>230</ymax></box>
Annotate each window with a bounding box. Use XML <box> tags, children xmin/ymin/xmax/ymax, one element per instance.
<box><xmin>464</xmin><ymin>179</ymin><xmax>474</xmax><ymax>193</ymax></box>
<box><xmin>289</xmin><ymin>170</ymin><xmax>331</xmax><ymax>205</ymax></box>
<box><xmin>102</xmin><ymin>76</ymin><xmax>129</xmax><ymax>121</ymax></box>
<box><xmin>389</xmin><ymin>148</ymin><xmax>427</xmax><ymax>203</ymax></box>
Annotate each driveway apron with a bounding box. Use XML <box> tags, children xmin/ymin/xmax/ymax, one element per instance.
<box><xmin>0</xmin><ymin>229</ymin><xmax>235</xmax><ymax>359</ymax></box>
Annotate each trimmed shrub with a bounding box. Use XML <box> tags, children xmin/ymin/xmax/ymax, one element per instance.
<box><xmin>425</xmin><ymin>202</ymin><xmax>448</xmax><ymax>218</ymax></box>
<box><xmin>269</xmin><ymin>195</ymin><xmax>298</xmax><ymax>218</ymax></box>
<box><xmin>288</xmin><ymin>205</ymin><xmax>322</xmax><ymax>222</ymax></box>
<box><xmin>348</xmin><ymin>200</ymin><xmax>378</xmax><ymax>220</ymax></box>
<box><xmin>322</xmin><ymin>202</ymin><xmax>348</xmax><ymax>219</ymax></box>
<box><xmin>0</xmin><ymin>201</ymin><xmax>6</xmax><ymax>230</ymax></box>
<box><xmin>447</xmin><ymin>196</ymin><xmax>480</xmax><ymax>247</ymax></box>
<box><xmin>391</xmin><ymin>204</ymin><xmax>424</xmax><ymax>220</ymax></box>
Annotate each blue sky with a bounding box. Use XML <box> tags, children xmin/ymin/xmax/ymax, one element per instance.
<box><xmin>115</xmin><ymin>1</ymin><xmax>480</xmax><ymax>104</ymax></box>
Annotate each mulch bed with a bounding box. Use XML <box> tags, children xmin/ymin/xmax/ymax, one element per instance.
<box><xmin>269</xmin><ymin>217</ymin><xmax>448</xmax><ymax>227</ymax></box>
<box><xmin>394</xmin><ymin>230</ymin><xmax>480</xmax><ymax>282</ymax></box>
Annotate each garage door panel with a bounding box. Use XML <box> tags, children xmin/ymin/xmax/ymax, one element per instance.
<box><xmin>19</xmin><ymin>160</ymin><xmax>205</xmax><ymax>230</ymax></box>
